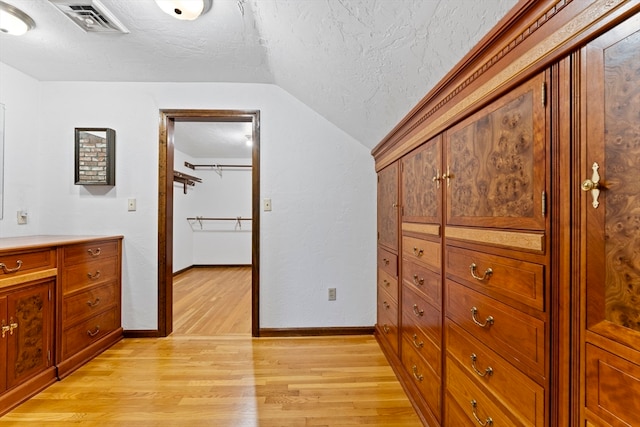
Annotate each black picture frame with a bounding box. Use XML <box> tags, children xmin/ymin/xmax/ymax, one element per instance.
<box><xmin>74</xmin><ymin>128</ymin><xmax>116</xmax><ymax>186</ymax></box>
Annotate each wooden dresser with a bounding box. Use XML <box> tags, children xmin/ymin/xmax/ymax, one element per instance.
<box><xmin>373</xmin><ymin>1</ymin><xmax>640</xmax><ymax>426</ymax></box>
<box><xmin>0</xmin><ymin>235</ymin><xmax>123</xmax><ymax>415</ymax></box>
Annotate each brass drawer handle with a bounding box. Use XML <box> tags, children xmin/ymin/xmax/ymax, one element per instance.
<box><xmin>383</xmin><ymin>301</ymin><xmax>390</xmax><ymax>309</ymax></box>
<box><xmin>471</xmin><ymin>307</ymin><xmax>494</xmax><ymax>328</ymax></box>
<box><xmin>87</xmin><ymin>271</ymin><xmax>101</xmax><ymax>280</ymax></box>
<box><xmin>413</xmin><ymin>274</ymin><xmax>424</xmax><ymax>286</ymax></box>
<box><xmin>87</xmin><ymin>326</ymin><xmax>101</xmax><ymax>337</ymax></box>
<box><xmin>412</xmin><ymin>334</ymin><xmax>424</xmax><ymax>349</ymax></box>
<box><xmin>87</xmin><ymin>248</ymin><xmax>102</xmax><ymax>257</ymax></box>
<box><xmin>470</xmin><ymin>263</ymin><xmax>493</xmax><ymax>281</ymax></box>
<box><xmin>383</xmin><ymin>279</ymin><xmax>391</xmax><ymax>287</ymax></box>
<box><xmin>382</xmin><ymin>258</ymin><xmax>390</xmax><ymax>266</ymax></box>
<box><xmin>412</xmin><ymin>365</ymin><xmax>424</xmax><ymax>382</ymax></box>
<box><xmin>470</xmin><ymin>353</ymin><xmax>493</xmax><ymax>377</ymax></box>
<box><xmin>413</xmin><ymin>247</ymin><xmax>424</xmax><ymax>257</ymax></box>
<box><xmin>87</xmin><ymin>298</ymin><xmax>101</xmax><ymax>308</ymax></box>
<box><xmin>0</xmin><ymin>260</ymin><xmax>23</xmax><ymax>274</ymax></box>
<box><xmin>383</xmin><ymin>324</ymin><xmax>390</xmax><ymax>334</ymax></box>
<box><xmin>470</xmin><ymin>400</ymin><xmax>493</xmax><ymax>426</ymax></box>
<box><xmin>413</xmin><ymin>304</ymin><xmax>424</xmax><ymax>317</ymax></box>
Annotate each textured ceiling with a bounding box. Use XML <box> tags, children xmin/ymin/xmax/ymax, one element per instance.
<box><xmin>0</xmin><ymin>0</ymin><xmax>518</xmax><ymax>150</ymax></box>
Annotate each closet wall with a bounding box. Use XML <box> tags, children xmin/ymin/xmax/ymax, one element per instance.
<box><xmin>173</xmin><ymin>149</ymin><xmax>252</xmax><ymax>273</ymax></box>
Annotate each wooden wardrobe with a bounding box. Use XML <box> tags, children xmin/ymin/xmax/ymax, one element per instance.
<box><xmin>373</xmin><ymin>1</ymin><xmax>640</xmax><ymax>426</ymax></box>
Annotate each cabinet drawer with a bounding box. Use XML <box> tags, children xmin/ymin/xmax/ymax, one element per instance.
<box><xmin>402</xmin><ymin>236</ymin><xmax>440</xmax><ymax>272</ymax></box>
<box><xmin>446</xmin><ymin>357</ymin><xmax>521</xmax><ymax>426</ymax></box>
<box><xmin>378</xmin><ymin>269</ymin><xmax>398</xmax><ymax>303</ymax></box>
<box><xmin>445</xmin><ymin>280</ymin><xmax>545</xmax><ymax>378</ymax></box>
<box><xmin>403</xmin><ymin>258</ymin><xmax>441</xmax><ymax>307</ymax></box>
<box><xmin>0</xmin><ymin>249</ymin><xmax>55</xmax><ymax>279</ymax></box>
<box><xmin>446</xmin><ymin>320</ymin><xmax>545</xmax><ymax>426</ymax></box>
<box><xmin>63</xmin><ymin>240</ymin><xmax>119</xmax><ymax>266</ymax></box>
<box><xmin>585</xmin><ymin>344</ymin><xmax>640</xmax><ymax>427</ymax></box>
<box><xmin>446</xmin><ymin>246</ymin><xmax>544</xmax><ymax>311</ymax></box>
<box><xmin>402</xmin><ymin>315</ymin><xmax>441</xmax><ymax>377</ymax></box>
<box><xmin>377</xmin><ymin>247</ymin><xmax>397</xmax><ymax>277</ymax></box>
<box><xmin>402</xmin><ymin>334</ymin><xmax>441</xmax><ymax>422</ymax></box>
<box><xmin>377</xmin><ymin>293</ymin><xmax>398</xmax><ymax>355</ymax></box>
<box><xmin>63</xmin><ymin>282</ymin><xmax>118</xmax><ymax>326</ymax></box>
<box><xmin>403</xmin><ymin>282</ymin><xmax>441</xmax><ymax>345</ymax></box>
<box><xmin>62</xmin><ymin>257</ymin><xmax>118</xmax><ymax>294</ymax></box>
<box><xmin>62</xmin><ymin>307</ymin><xmax>118</xmax><ymax>359</ymax></box>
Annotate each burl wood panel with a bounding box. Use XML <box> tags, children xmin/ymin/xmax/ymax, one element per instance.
<box><xmin>402</xmin><ymin>136</ymin><xmax>441</xmax><ymax>222</ymax></box>
<box><xmin>378</xmin><ymin>162</ymin><xmax>398</xmax><ymax>251</ymax></box>
<box><xmin>603</xmin><ymin>29</ymin><xmax>640</xmax><ymax>332</ymax></box>
<box><xmin>449</xmin><ymin>91</ymin><xmax>535</xmax><ymax>219</ymax></box>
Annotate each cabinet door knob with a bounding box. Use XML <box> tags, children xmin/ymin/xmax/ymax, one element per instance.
<box><xmin>581</xmin><ymin>162</ymin><xmax>602</xmax><ymax>208</ymax></box>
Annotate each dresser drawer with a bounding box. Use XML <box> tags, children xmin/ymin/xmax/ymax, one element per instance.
<box><xmin>62</xmin><ymin>307</ymin><xmax>118</xmax><ymax>359</ymax></box>
<box><xmin>446</xmin><ymin>245</ymin><xmax>545</xmax><ymax>311</ymax></box>
<box><xmin>402</xmin><ymin>334</ymin><xmax>441</xmax><ymax>422</ymax></box>
<box><xmin>378</xmin><ymin>247</ymin><xmax>397</xmax><ymax>277</ymax></box>
<box><xmin>377</xmin><ymin>293</ymin><xmax>398</xmax><ymax>355</ymax></box>
<box><xmin>585</xmin><ymin>343</ymin><xmax>640</xmax><ymax>427</ymax></box>
<box><xmin>446</xmin><ymin>320</ymin><xmax>545</xmax><ymax>426</ymax></box>
<box><xmin>445</xmin><ymin>280</ymin><xmax>545</xmax><ymax>378</ymax></box>
<box><xmin>446</xmin><ymin>357</ymin><xmax>522</xmax><ymax>426</ymax></box>
<box><xmin>0</xmin><ymin>249</ymin><xmax>55</xmax><ymax>279</ymax></box>
<box><xmin>403</xmin><ymin>282</ymin><xmax>441</xmax><ymax>345</ymax></box>
<box><xmin>402</xmin><ymin>315</ymin><xmax>441</xmax><ymax>377</ymax></box>
<box><xmin>63</xmin><ymin>281</ymin><xmax>118</xmax><ymax>326</ymax></box>
<box><xmin>403</xmin><ymin>258</ymin><xmax>441</xmax><ymax>307</ymax></box>
<box><xmin>402</xmin><ymin>236</ymin><xmax>440</xmax><ymax>272</ymax></box>
<box><xmin>62</xmin><ymin>257</ymin><xmax>118</xmax><ymax>294</ymax></box>
<box><xmin>63</xmin><ymin>240</ymin><xmax>119</xmax><ymax>267</ymax></box>
<box><xmin>378</xmin><ymin>269</ymin><xmax>398</xmax><ymax>303</ymax></box>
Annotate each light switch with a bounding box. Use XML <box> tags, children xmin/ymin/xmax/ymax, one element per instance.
<box><xmin>263</xmin><ymin>198</ymin><xmax>272</xmax><ymax>211</ymax></box>
<box><xmin>128</xmin><ymin>198</ymin><xmax>137</xmax><ymax>211</ymax></box>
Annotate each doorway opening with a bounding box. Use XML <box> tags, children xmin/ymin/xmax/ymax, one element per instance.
<box><xmin>157</xmin><ymin>109</ymin><xmax>260</xmax><ymax>337</ymax></box>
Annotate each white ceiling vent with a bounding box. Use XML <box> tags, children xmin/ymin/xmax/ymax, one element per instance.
<box><xmin>49</xmin><ymin>0</ymin><xmax>129</xmax><ymax>33</ymax></box>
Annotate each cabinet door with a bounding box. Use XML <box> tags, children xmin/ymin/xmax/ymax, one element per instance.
<box><xmin>0</xmin><ymin>295</ymin><xmax>6</xmax><ymax>392</ymax></box>
<box><xmin>378</xmin><ymin>162</ymin><xmax>399</xmax><ymax>251</ymax></box>
<box><xmin>402</xmin><ymin>135</ymin><xmax>442</xmax><ymax>224</ymax></box>
<box><xmin>580</xmin><ymin>16</ymin><xmax>640</xmax><ymax>427</ymax></box>
<box><xmin>6</xmin><ymin>281</ymin><xmax>52</xmax><ymax>390</ymax></box>
<box><xmin>445</xmin><ymin>73</ymin><xmax>547</xmax><ymax>231</ymax></box>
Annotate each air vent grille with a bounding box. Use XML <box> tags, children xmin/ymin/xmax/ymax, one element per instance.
<box><xmin>49</xmin><ymin>0</ymin><xmax>129</xmax><ymax>33</ymax></box>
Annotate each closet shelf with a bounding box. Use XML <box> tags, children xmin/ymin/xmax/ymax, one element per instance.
<box><xmin>185</xmin><ymin>161</ymin><xmax>251</xmax><ymax>177</ymax></box>
<box><xmin>173</xmin><ymin>170</ymin><xmax>202</xmax><ymax>194</ymax></box>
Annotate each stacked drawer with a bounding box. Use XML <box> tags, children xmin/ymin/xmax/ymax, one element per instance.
<box><xmin>377</xmin><ymin>246</ymin><xmax>398</xmax><ymax>354</ymax></box>
<box><xmin>401</xmin><ymin>228</ymin><xmax>442</xmax><ymax>422</ymax></box>
<box><xmin>444</xmin><ymin>244</ymin><xmax>546</xmax><ymax>426</ymax></box>
<box><xmin>58</xmin><ymin>238</ymin><xmax>122</xmax><ymax>378</ymax></box>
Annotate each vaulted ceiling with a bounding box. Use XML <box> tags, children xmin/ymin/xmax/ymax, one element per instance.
<box><xmin>0</xmin><ymin>0</ymin><xmax>518</xmax><ymax>150</ymax></box>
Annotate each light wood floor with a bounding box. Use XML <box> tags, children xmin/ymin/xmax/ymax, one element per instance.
<box><xmin>0</xmin><ymin>267</ymin><xmax>421</xmax><ymax>426</ymax></box>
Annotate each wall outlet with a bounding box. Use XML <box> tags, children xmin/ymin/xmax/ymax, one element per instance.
<box><xmin>263</xmin><ymin>198</ymin><xmax>272</xmax><ymax>211</ymax></box>
<box><xmin>128</xmin><ymin>198</ymin><xmax>137</xmax><ymax>211</ymax></box>
<box><xmin>328</xmin><ymin>288</ymin><xmax>337</xmax><ymax>301</ymax></box>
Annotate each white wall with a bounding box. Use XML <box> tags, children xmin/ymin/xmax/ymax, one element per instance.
<box><xmin>0</xmin><ymin>62</ymin><xmax>377</xmax><ymax>330</ymax></box>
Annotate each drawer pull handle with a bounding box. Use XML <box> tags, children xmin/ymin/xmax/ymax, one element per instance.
<box><xmin>87</xmin><ymin>248</ymin><xmax>102</xmax><ymax>257</ymax></box>
<box><xmin>412</xmin><ymin>334</ymin><xmax>424</xmax><ymax>349</ymax></box>
<box><xmin>1</xmin><ymin>323</ymin><xmax>10</xmax><ymax>338</ymax></box>
<box><xmin>87</xmin><ymin>298</ymin><xmax>101</xmax><ymax>308</ymax></box>
<box><xmin>412</xmin><ymin>365</ymin><xmax>424</xmax><ymax>382</ymax></box>
<box><xmin>470</xmin><ymin>263</ymin><xmax>493</xmax><ymax>281</ymax></box>
<box><xmin>413</xmin><ymin>274</ymin><xmax>424</xmax><ymax>286</ymax></box>
<box><xmin>87</xmin><ymin>271</ymin><xmax>101</xmax><ymax>280</ymax></box>
<box><xmin>0</xmin><ymin>260</ymin><xmax>23</xmax><ymax>273</ymax></box>
<box><xmin>470</xmin><ymin>400</ymin><xmax>493</xmax><ymax>426</ymax></box>
<box><xmin>413</xmin><ymin>247</ymin><xmax>424</xmax><ymax>257</ymax></box>
<box><xmin>470</xmin><ymin>353</ymin><xmax>493</xmax><ymax>377</ymax></box>
<box><xmin>413</xmin><ymin>304</ymin><xmax>424</xmax><ymax>317</ymax></box>
<box><xmin>87</xmin><ymin>326</ymin><xmax>101</xmax><ymax>337</ymax></box>
<box><xmin>382</xmin><ymin>258</ymin><xmax>390</xmax><ymax>265</ymax></box>
<box><xmin>383</xmin><ymin>324</ymin><xmax>390</xmax><ymax>334</ymax></box>
<box><xmin>383</xmin><ymin>301</ymin><xmax>390</xmax><ymax>309</ymax></box>
<box><xmin>471</xmin><ymin>307</ymin><xmax>493</xmax><ymax>328</ymax></box>
<box><xmin>383</xmin><ymin>279</ymin><xmax>390</xmax><ymax>287</ymax></box>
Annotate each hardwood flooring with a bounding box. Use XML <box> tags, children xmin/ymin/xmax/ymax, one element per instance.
<box><xmin>0</xmin><ymin>267</ymin><xmax>421</xmax><ymax>426</ymax></box>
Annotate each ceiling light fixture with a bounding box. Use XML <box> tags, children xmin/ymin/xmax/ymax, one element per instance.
<box><xmin>0</xmin><ymin>1</ymin><xmax>36</xmax><ymax>35</ymax></box>
<box><xmin>154</xmin><ymin>0</ymin><xmax>212</xmax><ymax>21</ymax></box>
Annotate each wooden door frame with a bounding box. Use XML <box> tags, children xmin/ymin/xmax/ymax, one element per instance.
<box><xmin>158</xmin><ymin>109</ymin><xmax>260</xmax><ymax>337</ymax></box>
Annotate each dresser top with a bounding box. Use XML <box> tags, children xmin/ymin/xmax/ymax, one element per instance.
<box><xmin>0</xmin><ymin>235</ymin><xmax>123</xmax><ymax>252</ymax></box>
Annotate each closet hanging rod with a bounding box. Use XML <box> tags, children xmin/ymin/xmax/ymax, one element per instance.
<box><xmin>185</xmin><ymin>161</ymin><xmax>251</xmax><ymax>170</ymax></box>
<box><xmin>173</xmin><ymin>170</ymin><xmax>202</xmax><ymax>194</ymax></box>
